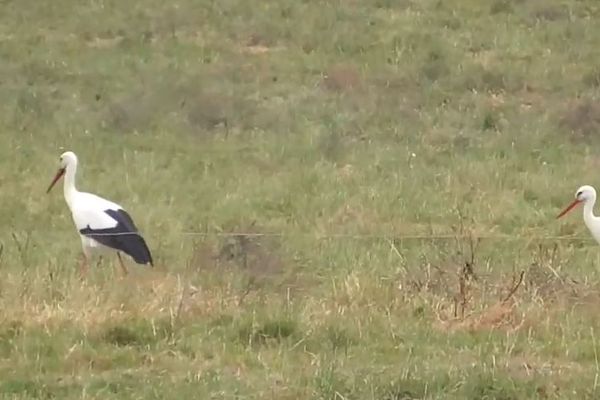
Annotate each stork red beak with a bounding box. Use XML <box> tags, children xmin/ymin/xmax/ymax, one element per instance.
<box><xmin>46</xmin><ymin>168</ymin><xmax>65</xmax><ymax>193</ymax></box>
<box><xmin>557</xmin><ymin>199</ymin><xmax>582</xmax><ymax>219</ymax></box>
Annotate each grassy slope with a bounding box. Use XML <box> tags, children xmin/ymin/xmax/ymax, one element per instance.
<box><xmin>2</xmin><ymin>0</ymin><xmax>600</xmax><ymax>398</ymax></box>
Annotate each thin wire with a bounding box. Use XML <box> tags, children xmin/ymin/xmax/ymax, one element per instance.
<box><xmin>81</xmin><ymin>231</ymin><xmax>594</xmax><ymax>242</ymax></box>
<box><xmin>182</xmin><ymin>232</ymin><xmax>594</xmax><ymax>241</ymax></box>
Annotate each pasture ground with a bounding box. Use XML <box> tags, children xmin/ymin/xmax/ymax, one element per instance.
<box><xmin>2</xmin><ymin>0</ymin><xmax>600</xmax><ymax>398</ymax></box>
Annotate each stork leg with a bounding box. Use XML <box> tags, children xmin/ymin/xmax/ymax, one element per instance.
<box><xmin>117</xmin><ymin>252</ymin><xmax>128</xmax><ymax>277</ymax></box>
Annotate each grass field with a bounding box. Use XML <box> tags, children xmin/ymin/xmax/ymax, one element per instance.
<box><xmin>3</xmin><ymin>0</ymin><xmax>600</xmax><ymax>398</ymax></box>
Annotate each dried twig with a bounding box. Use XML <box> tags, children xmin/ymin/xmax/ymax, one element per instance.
<box><xmin>503</xmin><ymin>271</ymin><xmax>525</xmax><ymax>303</ymax></box>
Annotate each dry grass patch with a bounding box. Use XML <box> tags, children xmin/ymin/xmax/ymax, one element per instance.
<box><xmin>436</xmin><ymin>299</ymin><xmax>521</xmax><ymax>333</ymax></box>
<box><xmin>559</xmin><ymin>99</ymin><xmax>600</xmax><ymax>138</ymax></box>
<box><xmin>187</xmin><ymin>224</ymin><xmax>300</xmax><ymax>302</ymax></box>
<box><xmin>242</xmin><ymin>33</ymin><xmax>275</xmax><ymax>55</ymax></box>
<box><xmin>103</xmin><ymin>91</ymin><xmax>161</xmax><ymax>134</ymax></box>
<box><xmin>529</xmin><ymin>2</ymin><xmax>569</xmax><ymax>22</ymax></box>
<box><xmin>326</xmin><ymin>203</ymin><xmax>380</xmax><ymax>233</ymax></box>
<box><xmin>433</xmin><ymin>270</ymin><xmax>525</xmax><ymax>333</ymax></box>
<box><xmin>182</xmin><ymin>91</ymin><xmax>232</xmax><ymax>132</ymax></box>
<box><xmin>0</xmin><ymin>271</ymin><xmax>217</xmax><ymax>331</ymax></box>
<box><xmin>321</xmin><ymin>64</ymin><xmax>362</xmax><ymax>92</ymax></box>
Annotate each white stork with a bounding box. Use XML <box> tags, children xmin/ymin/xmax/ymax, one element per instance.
<box><xmin>557</xmin><ymin>185</ymin><xmax>600</xmax><ymax>244</ymax></box>
<box><xmin>47</xmin><ymin>151</ymin><xmax>153</xmax><ymax>276</ymax></box>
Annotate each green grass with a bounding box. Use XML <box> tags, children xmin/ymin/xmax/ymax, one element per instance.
<box><xmin>3</xmin><ymin>0</ymin><xmax>600</xmax><ymax>398</ymax></box>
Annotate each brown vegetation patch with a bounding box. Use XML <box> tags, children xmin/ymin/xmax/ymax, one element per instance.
<box><xmin>86</xmin><ymin>36</ymin><xmax>124</xmax><ymax>49</ymax></box>
<box><xmin>559</xmin><ymin>99</ymin><xmax>600</xmax><ymax>138</ymax></box>
<box><xmin>518</xmin><ymin>85</ymin><xmax>545</xmax><ymax>112</ymax></box>
<box><xmin>103</xmin><ymin>91</ymin><xmax>160</xmax><ymax>133</ymax></box>
<box><xmin>244</xmin><ymin>45</ymin><xmax>271</xmax><ymax>55</ymax></box>
<box><xmin>582</xmin><ymin>67</ymin><xmax>600</xmax><ymax>88</ymax></box>
<box><xmin>321</xmin><ymin>64</ymin><xmax>362</xmax><ymax>92</ymax></box>
<box><xmin>189</xmin><ymin>223</ymin><xmax>293</xmax><ymax>297</ymax></box>
<box><xmin>461</xmin><ymin>64</ymin><xmax>507</xmax><ymax>93</ymax></box>
<box><xmin>337</xmin><ymin>164</ymin><xmax>355</xmax><ymax>180</ymax></box>
<box><xmin>530</xmin><ymin>3</ymin><xmax>569</xmax><ymax>21</ymax></box>
<box><xmin>502</xmin><ymin>355</ymin><xmax>583</xmax><ymax>384</ymax></box>
<box><xmin>435</xmin><ymin>300</ymin><xmax>520</xmax><ymax>333</ymax></box>
<box><xmin>182</xmin><ymin>91</ymin><xmax>231</xmax><ymax>131</ymax></box>
<box><xmin>0</xmin><ymin>271</ymin><xmax>186</xmax><ymax>330</ymax></box>
<box><xmin>216</xmin><ymin>235</ymin><xmax>284</xmax><ymax>281</ymax></box>
<box><xmin>242</xmin><ymin>33</ymin><xmax>273</xmax><ymax>55</ymax></box>
<box><xmin>490</xmin><ymin>0</ymin><xmax>513</xmax><ymax>14</ymax></box>
<box><xmin>326</xmin><ymin>203</ymin><xmax>379</xmax><ymax>233</ymax></box>
<box><xmin>432</xmin><ymin>265</ymin><xmax>525</xmax><ymax>333</ymax></box>
<box><xmin>525</xmin><ymin>261</ymin><xmax>572</xmax><ymax>302</ymax></box>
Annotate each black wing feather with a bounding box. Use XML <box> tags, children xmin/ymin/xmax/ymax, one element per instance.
<box><xmin>79</xmin><ymin>209</ymin><xmax>153</xmax><ymax>266</ymax></box>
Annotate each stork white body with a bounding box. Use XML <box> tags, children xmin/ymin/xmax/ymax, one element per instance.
<box><xmin>68</xmin><ymin>191</ymin><xmax>125</xmax><ymax>258</ymax></box>
<box><xmin>47</xmin><ymin>151</ymin><xmax>153</xmax><ymax>275</ymax></box>
<box><xmin>557</xmin><ymin>185</ymin><xmax>600</xmax><ymax>244</ymax></box>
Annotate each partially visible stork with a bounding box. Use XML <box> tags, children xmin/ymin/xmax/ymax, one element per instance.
<box><xmin>47</xmin><ymin>151</ymin><xmax>153</xmax><ymax>276</ymax></box>
<box><xmin>557</xmin><ymin>185</ymin><xmax>600</xmax><ymax>244</ymax></box>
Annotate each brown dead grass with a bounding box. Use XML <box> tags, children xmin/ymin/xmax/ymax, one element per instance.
<box><xmin>559</xmin><ymin>99</ymin><xmax>600</xmax><ymax>138</ymax></box>
<box><xmin>530</xmin><ymin>3</ymin><xmax>569</xmax><ymax>21</ymax></box>
<box><xmin>188</xmin><ymin>223</ymin><xmax>294</xmax><ymax>298</ymax></box>
<box><xmin>0</xmin><ymin>271</ymin><xmax>178</xmax><ymax>329</ymax></box>
<box><xmin>0</xmin><ymin>269</ymin><xmax>260</xmax><ymax>334</ymax></box>
<box><xmin>244</xmin><ymin>45</ymin><xmax>271</xmax><ymax>55</ymax></box>
<box><xmin>321</xmin><ymin>64</ymin><xmax>362</xmax><ymax>92</ymax></box>
<box><xmin>337</xmin><ymin>164</ymin><xmax>355</xmax><ymax>180</ymax></box>
<box><xmin>242</xmin><ymin>33</ymin><xmax>274</xmax><ymax>55</ymax></box>
<box><xmin>183</xmin><ymin>91</ymin><xmax>231</xmax><ymax>131</ymax></box>
<box><xmin>104</xmin><ymin>92</ymin><xmax>160</xmax><ymax>133</ymax></box>
<box><xmin>436</xmin><ymin>299</ymin><xmax>520</xmax><ymax>333</ymax></box>
<box><xmin>432</xmin><ymin>272</ymin><xmax>525</xmax><ymax>333</ymax></box>
<box><xmin>325</xmin><ymin>203</ymin><xmax>380</xmax><ymax>233</ymax></box>
<box><xmin>86</xmin><ymin>36</ymin><xmax>124</xmax><ymax>49</ymax></box>
<box><xmin>431</xmin><ymin>268</ymin><xmax>528</xmax><ymax>333</ymax></box>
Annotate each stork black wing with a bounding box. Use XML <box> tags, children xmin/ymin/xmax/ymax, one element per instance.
<box><xmin>79</xmin><ymin>209</ymin><xmax>153</xmax><ymax>266</ymax></box>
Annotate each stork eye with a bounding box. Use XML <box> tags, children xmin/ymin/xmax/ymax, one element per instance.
<box><xmin>577</xmin><ymin>191</ymin><xmax>583</xmax><ymax>197</ymax></box>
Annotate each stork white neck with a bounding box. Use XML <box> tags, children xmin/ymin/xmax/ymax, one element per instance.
<box><xmin>583</xmin><ymin>195</ymin><xmax>600</xmax><ymax>237</ymax></box>
<box><xmin>63</xmin><ymin>159</ymin><xmax>79</xmax><ymax>209</ymax></box>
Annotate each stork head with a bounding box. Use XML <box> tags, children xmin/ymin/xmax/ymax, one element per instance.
<box><xmin>557</xmin><ymin>185</ymin><xmax>597</xmax><ymax>218</ymax></box>
<box><xmin>46</xmin><ymin>151</ymin><xmax>78</xmax><ymax>193</ymax></box>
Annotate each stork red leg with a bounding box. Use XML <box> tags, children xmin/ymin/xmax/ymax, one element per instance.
<box><xmin>117</xmin><ymin>252</ymin><xmax>128</xmax><ymax>277</ymax></box>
